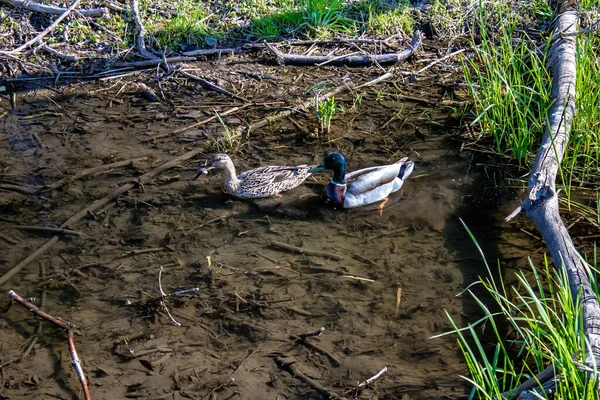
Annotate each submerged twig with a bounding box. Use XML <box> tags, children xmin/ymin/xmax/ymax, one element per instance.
<box><xmin>273</xmin><ymin>356</ymin><xmax>348</xmax><ymax>400</ymax></box>
<box><xmin>7</xmin><ymin>290</ymin><xmax>91</xmax><ymax>400</ymax></box>
<box><xmin>270</xmin><ymin>240</ymin><xmax>344</xmax><ymax>261</ymax></box>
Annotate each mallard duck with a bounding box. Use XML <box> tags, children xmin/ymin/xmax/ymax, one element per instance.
<box><xmin>308</xmin><ymin>152</ymin><xmax>414</xmax><ymax>212</ymax></box>
<box><xmin>195</xmin><ymin>154</ymin><xmax>314</xmax><ymax>199</ymax></box>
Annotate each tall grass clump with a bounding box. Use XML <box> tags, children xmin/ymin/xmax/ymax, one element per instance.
<box><xmin>565</xmin><ymin>33</ymin><xmax>600</xmax><ymax>188</ymax></box>
<box><xmin>463</xmin><ymin>8</ymin><xmax>553</xmax><ymax>165</ymax></box>
<box><xmin>436</xmin><ymin>221</ymin><xmax>599</xmax><ymax>399</ymax></box>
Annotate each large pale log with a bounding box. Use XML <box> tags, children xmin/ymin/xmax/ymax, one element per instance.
<box><xmin>507</xmin><ymin>2</ymin><xmax>600</xmax><ymax>382</ymax></box>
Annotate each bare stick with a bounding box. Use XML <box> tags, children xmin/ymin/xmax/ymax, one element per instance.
<box><xmin>182</xmin><ymin>48</ymin><xmax>240</xmax><ymax>57</ymax></box>
<box><xmin>6</xmin><ymin>0</ymin><xmax>82</xmax><ymax>54</ymax></box>
<box><xmin>7</xmin><ymin>290</ymin><xmax>80</xmax><ymax>333</ymax></box>
<box><xmin>0</xmin><ymin>147</ymin><xmax>205</xmax><ymax>287</ymax></box>
<box><xmin>40</xmin><ymin>45</ymin><xmax>79</xmax><ymax>62</ymax></box>
<box><xmin>0</xmin><ymin>183</ymin><xmax>41</xmax><ymax>194</ymax></box>
<box><xmin>291</xmin><ymin>328</ymin><xmax>342</xmax><ymax>367</ymax></box>
<box><xmin>1</xmin><ymin>0</ymin><xmax>107</xmax><ymax>17</ymax></box>
<box><xmin>415</xmin><ymin>48</ymin><xmax>466</xmax><ymax>74</ymax></box>
<box><xmin>8</xmin><ymin>290</ymin><xmax>90</xmax><ymax>399</ymax></box>
<box><xmin>144</xmin><ymin>105</ymin><xmax>250</xmax><ymax>141</ymax></box>
<box><xmin>270</xmin><ymin>240</ymin><xmax>344</xmax><ymax>261</ymax></box>
<box><xmin>67</xmin><ymin>330</ymin><xmax>91</xmax><ymax>400</ymax></box>
<box><xmin>114</xmin><ymin>56</ymin><xmax>195</xmax><ymax>68</ymax></box>
<box><xmin>11</xmin><ymin>225</ymin><xmax>83</xmax><ymax>236</ymax></box>
<box><xmin>156</xmin><ymin>266</ymin><xmax>200</xmax><ymax>327</ymax></box>
<box><xmin>357</xmin><ymin>367</ymin><xmax>388</xmax><ymax>387</ymax></box>
<box><xmin>274</xmin><ymin>356</ymin><xmax>348</xmax><ymax>400</ymax></box>
<box><xmin>179</xmin><ymin>70</ymin><xmax>250</xmax><ymax>103</ymax></box>
<box><xmin>265</xmin><ymin>31</ymin><xmax>422</xmax><ymax>67</ymax></box>
<box><xmin>130</xmin><ymin>0</ymin><xmax>157</xmax><ymax>60</ymax></box>
<box><xmin>42</xmin><ymin>156</ymin><xmax>147</xmax><ymax>193</ymax></box>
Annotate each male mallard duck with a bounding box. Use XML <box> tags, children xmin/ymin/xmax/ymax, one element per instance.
<box><xmin>195</xmin><ymin>154</ymin><xmax>314</xmax><ymax>199</ymax></box>
<box><xmin>308</xmin><ymin>152</ymin><xmax>414</xmax><ymax>212</ymax></box>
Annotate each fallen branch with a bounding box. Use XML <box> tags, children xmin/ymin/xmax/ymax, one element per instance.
<box><xmin>0</xmin><ymin>183</ymin><xmax>40</xmax><ymax>194</ymax></box>
<box><xmin>7</xmin><ymin>290</ymin><xmax>91</xmax><ymax>400</ymax></box>
<box><xmin>0</xmin><ymin>148</ymin><xmax>205</xmax><ymax>287</ymax></box>
<box><xmin>182</xmin><ymin>47</ymin><xmax>240</xmax><ymax>57</ymax></box>
<box><xmin>5</xmin><ymin>0</ymin><xmax>82</xmax><ymax>54</ymax></box>
<box><xmin>0</xmin><ymin>0</ymin><xmax>107</xmax><ymax>17</ymax></box>
<box><xmin>265</xmin><ymin>30</ymin><xmax>422</xmax><ymax>67</ymax></box>
<box><xmin>179</xmin><ymin>70</ymin><xmax>250</xmax><ymax>103</ymax></box>
<box><xmin>41</xmin><ymin>156</ymin><xmax>147</xmax><ymax>193</ymax></box>
<box><xmin>130</xmin><ymin>0</ymin><xmax>157</xmax><ymax>60</ymax></box>
<box><xmin>273</xmin><ymin>356</ymin><xmax>348</xmax><ymax>400</ymax></box>
<box><xmin>247</xmin><ymin>69</ymin><xmax>391</xmax><ymax>133</ymax></box>
<box><xmin>270</xmin><ymin>240</ymin><xmax>344</xmax><ymax>261</ymax></box>
<box><xmin>114</xmin><ymin>56</ymin><xmax>195</xmax><ymax>68</ymax></box>
<box><xmin>504</xmin><ymin>0</ymin><xmax>600</xmax><ymax>388</ymax></box>
<box><xmin>40</xmin><ymin>44</ymin><xmax>79</xmax><ymax>62</ymax></box>
<box><xmin>291</xmin><ymin>327</ymin><xmax>342</xmax><ymax>367</ymax></box>
<box><xmin>144</xmin><ymin>104</ymin><xmax>250</xmax><ymax>141</ymax></box>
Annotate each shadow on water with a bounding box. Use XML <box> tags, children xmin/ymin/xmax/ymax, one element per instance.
<box><xmin>0</xmin><ymin>62</ymin><xmax>542</xmax><ymax>399</ymax></box>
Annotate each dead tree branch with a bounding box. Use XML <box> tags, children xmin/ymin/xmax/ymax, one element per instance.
<box><xmin>130</xmin><ymin>0</ymin><xmax>157</xmax><ymax>60</ymax></box>
<box><xmin>505</xmin><ymin>1</ymin><xmax>600</xmax><ymax>391</ymax></box>
<box><xmin>265</xmin><ymin>30</ymin><xmax>422</xmax><ymax>67</ymax></box>
<box><xmin>0</xmin><ymin>0</ymin><xmax>107</xmax><ymax>17</ymax></box>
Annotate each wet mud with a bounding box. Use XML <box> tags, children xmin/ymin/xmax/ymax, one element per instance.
<box><xmin>0</xmin><ymin>60</ymin><xmax>540</xmax><ymax>399</ymax></box>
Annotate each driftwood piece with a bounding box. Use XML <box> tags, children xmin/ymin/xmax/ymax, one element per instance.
<box><xmin>265</xmin><ymin>30</ymin><xmax>422</xmax><ymax>66</ymax></box>
<box><xmin>0</xmin><ymin>148</ymin><xmax>204</xmax><ymax>286</ymax></box>
<box><xmin>0</xmin><ymin>0</ymin><xmax>107</xmax><ymax>17</ymax></box>
<box><xmin>505</xmin><ymin>1</ymin><xmax>600</xmax><ymax>385</ymax></box>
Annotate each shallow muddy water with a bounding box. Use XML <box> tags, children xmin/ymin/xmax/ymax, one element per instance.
<box><xmin>0</xmin><ymin>62</ymin><xmax>540</xmax><ymax>399</ymax></box>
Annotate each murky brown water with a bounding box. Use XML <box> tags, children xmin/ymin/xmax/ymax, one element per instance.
<box><xmin>0</xmin><ymin>63</ymin><xmax>539</xmax><ymax>399</ymax></box>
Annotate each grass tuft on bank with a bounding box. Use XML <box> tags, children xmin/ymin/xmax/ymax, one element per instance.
<box><xmin>435</xmin><ymin>221</ymin><xmax>600</xmax><ymax>399</ymax></box>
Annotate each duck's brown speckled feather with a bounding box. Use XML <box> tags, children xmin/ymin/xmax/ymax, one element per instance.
<box><xmin>227</xmin><ymin>165</ymin><xmax>313</xmax><ymax>198</ymax></box>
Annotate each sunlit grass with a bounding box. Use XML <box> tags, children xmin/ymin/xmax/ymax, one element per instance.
<box><xmin>150</xmin><ymin>1</ymin><xmax>215</xmax><ymax>49</ymax></box>
<box><xmin>435</xmin><ymin>221</ymin><xmax>600</xmax><ymax>399</ymax></box>
<box><xmin>364</xmin><ymin>1</ymin><xmax>414</xmax><ymax>36</ymax></box>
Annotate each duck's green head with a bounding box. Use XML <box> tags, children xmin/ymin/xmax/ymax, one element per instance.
<box><xmin>309</xmin><ymin>152</ymin><xmax>347</xmax><ymax>184</ymax></box>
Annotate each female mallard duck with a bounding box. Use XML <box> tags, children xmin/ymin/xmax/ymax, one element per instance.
<box><xmin>308</xmin><ymin>152</ymin><xmax>414</xmax><ymax>211</ymax></box>
<box><xmin>195</xmin><ymin>154</ymin><xmax>314</xmax><ymax>199</ymax></box>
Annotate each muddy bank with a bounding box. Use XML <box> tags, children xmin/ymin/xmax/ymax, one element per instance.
<box><xmin>0</xmin><ymin>58</ymin><xmax>539</xmax><ymax>399</ymax></box>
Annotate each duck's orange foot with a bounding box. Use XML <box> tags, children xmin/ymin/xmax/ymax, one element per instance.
<box><xmin>378</xmin><ymin>197</ymin><xmax>389</xmax><ymax>217</ymax></box>
<box><xmin>276</xmin><ymin>193</ymin><xmax>284</xmax><ymax>198</ymax></box>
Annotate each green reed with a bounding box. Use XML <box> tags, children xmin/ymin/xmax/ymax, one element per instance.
<box><xmin>434</xmin><ymin>220</ymin><xmax>599</xmax><ymax>399</ymax></box>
